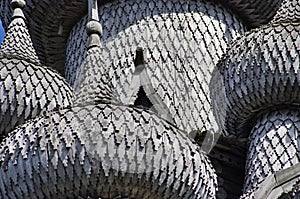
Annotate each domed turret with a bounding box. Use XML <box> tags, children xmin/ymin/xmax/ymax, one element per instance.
<box><xmin>66</xmin><ymin>0</ymin><xmax>246</xmax><ymax>138</ymax></box>
<box><xmin>211</xmin><ymin>0</ymin><xmax>300</xmax><ymax>137</ymax></box>
<box><xmin>1</xmin><ymin>0</ymin><xmax>39</xmax><ymax>64</ymax></box>
<box><xmin>0</xmin><ymin>0</ymin><xmax>74</xmax><ymax>137</ymax></box>
<box><xmin>0</xmin><ymin>1</ymin><xmax>218</xmax><ymax>197</ymax></box>
<box><xmin>0</xmin><ymin>0</ymin><xmax>283</xmax><ymax>75</ymax></box>
<box><xmin>0</xmin><ymin>0</ymin><xmax>283</xmax><ymax>139</ymax></box>
<box><xmin>211</xmin><ymin>0</ymin><xmax>300</xmax><ymax>196</ymax></box>
<box><xmin>0</xmin><ymin>104</ymin><xmax>218</xmax><ymax>198</ymax></box>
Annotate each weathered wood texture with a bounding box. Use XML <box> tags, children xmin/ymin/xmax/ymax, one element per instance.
<box><xmin>74</xmin><ymin>46</ymin><xmax>117</xmax><ymax>105</ymax></box>
<box><xmin>1</xmin><ymin>0</ymin><xmax>299</xmax><ymax>198</ymax></box>
<box><xmin>66</xmin><ymin>0</ymin><xmax>245</xmax><ymax>135</ymax></box>
<box><xmin>210</xmin><ymin>0</ymin><xmax>300</xmax><ymax>137</ymax></box>
<box><xmin>0</xmin><ymin>0</ymin><xmax>87</xmax><ymax>73</ymax></box>
<box><xmin>210</xmin><ymin>0</ymin><xmax>300</xmax><ymax>197</ymax></box>
<box><xmin>244</xmin><ymin>109</ymin><xmax>300</xmax><ymax>195</ymax></box>
<box><xmin>282</xmin><ymin>176</ymin><xmax>300</xmax><ymax>198</ymax></box>
<box><xmin>0</xmin><ymin>2</ymin><xmax>74</xmax><ymax>138</ymax></box>
<box><xmin>196</xmin><ymin>132</ymin><xmax>247</xmax><ymax>199</ymax></box>
<box><xmin>0</xmin><ymin>0</ymin><xmax>282</xmax><ymax>74</ymax></box>
<box><xmin>0</xmin><ymin>104</ymin><xmax>217</xmax><ymax>198</ymax></box>
<box><xmin>0</xmin><ymin>1</ymin><xmax>218</xmax><ymax>197</ymax></box>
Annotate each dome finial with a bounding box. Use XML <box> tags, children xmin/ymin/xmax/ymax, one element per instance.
<box><xmin>0</xmin><ymin>0</ymin><xmax>40</xmax><ymax>64</ymax></box>
<box><xmin>86</xmin><ymin>0</ymin><xmax>102</xmax><ymax>48</ymax></box>
<box><xmin>10</xmin><ymin>0</ymin><xmax>26</xmax><ymax>21</ymax></box>
<box><xmin>74</xmin><ymin>0</ymin><xmax>118</xmax><ymax>105</ymax></box>
<box><xmin>11</xmin><ymin>0</ymin><xmax>26</xmax><ymax>9</ymax></box>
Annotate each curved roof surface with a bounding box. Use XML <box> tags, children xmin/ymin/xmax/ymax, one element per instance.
<box><xmin>0</xmin><ymin>0</ymin><xmax>282</xmax><ymax>74</ymax></box>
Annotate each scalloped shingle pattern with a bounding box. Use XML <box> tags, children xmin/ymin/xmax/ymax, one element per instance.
<box><xmin>74</xmin><ymin>47</ymin><xmax>117</xmax><ymax>105</ymax></box>
<box><xmin>211</xmin><ymin>20</ymin><xmax>300</xmax><ymax>137</ymax></box>
<box><xmin>0</xmin><ymin>104</ymin><xmax>217</xmax><ymax>198</ymax></box>
<box><xmin>0</xmin><ymin>0</ymin><xmax>282</xmax><ymax>75</ymax></box>
<box><xmin>272</xmin><ymin>0</ymin><xmax>300</xmax><ymax>23</ymax></box>
<box><xmin>222</xmin><ymin>0</ymin><xmax>282</xmax><ymax>28</ymax></box>
<box><xmin>244</xmin><ymin>109</ymin><xmax>300</xmax><ymax>194</ymax></box>
<box><xmin>0</xmin><ymin>57</ymin><xmax>74</xmax><ymax>137</ymax></box>
<box><xmin>0</xmin><ymin>4</ymin><xmax>75</xmax><ymax>137</ymax></box>
<box><xmin>66</xmin><ymin>0</ymin><xmax>245</xmax><ymax>134</ymax></box>
<box><xmin>210</xmin><ymin>0</ymin><xmax>300</xmax><ymax>196</ymax></box>
<box><xmin>0</xmin><ymin>0</ymin><xmax>220</xmax><ymax>197</ymax></box>
<box><xmin>1</xmin><ymin>16</ymin><xmax>39</xmax><ymax>64</ymax></box>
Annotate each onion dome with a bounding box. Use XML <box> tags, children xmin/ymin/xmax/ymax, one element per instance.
<box><xmin>0</xmin><ymin>104</ymin><xmax>217</xmax><ymax>198</ymax></box>
<box><xmin>211</xmin><ymin>0</ymin><xmax>300</xmax><ymax>196</ymax></box>
<box><xmin>244</xmin><ymin>109</ymin><xmax>300</xmax><ymax>194</ymax></box>
<box><xmin>210</xmin><ymin>0</ymin><xmax>300</xmax><ymax>137</ymax></box>
<box><xmin>1</xmin><ymin>0</ymin><xmax>40</xmax><ymax>64</ymax></box>
<box><xmin>0</xmin><ymin>0</ymin><xmax>281</xmax><ymax>83</ymax></box>
<box><xmin>0</xmin><ymin>1</ymin><xmax>218</xmax><ymax>197</ymax></box>
<box><xmin>66</xmin><ymin>0</ymin><xmax>246</xmax><ymax>136</ymax></box>
<box><xmin>74</xmin><ymin>45</ymin><xmax>117</xmax><ymax>105</ymax></box>
<box><xmin>0</xmin><ymin>0</ymin><xmax>74</xmax><ymax>137</ymax></box>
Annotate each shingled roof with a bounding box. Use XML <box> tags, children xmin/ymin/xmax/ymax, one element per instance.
<box><xmin>0</xmin><ymin>0</ymin><xmax>283</xmax><ymax>74</ymax></box>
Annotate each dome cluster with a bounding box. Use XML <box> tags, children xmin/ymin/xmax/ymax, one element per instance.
<box><xmin>0</xmin><ymin>0</ymin><xmax>299</xmax><ymax>198</ymax></box>
<box><xmin>211</xmin><ymin>1</ymin><xmax>300</xmax><ymax>137</ymax></box>
<box><xmin>210</xmin><ymin>0</ymin><xmax>300</xmax><ymax>197</ymax></box>
<box><xmin>65</xmin><ymin>0</ymin><xmax>246</xmax><ymax>137</ymax></box>
<box><xmin>0</xmin><ymin>0</ymin><xmax>283</xmax><ymax>73</ymax></box>
<box><xmin>0</xmin><ymin>0</ymin><xmax>220</xmax><ymax>197</ymax></box>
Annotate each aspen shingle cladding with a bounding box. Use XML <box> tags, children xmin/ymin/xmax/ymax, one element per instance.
<box><xmin>0</xmin><ymin>103</ymin><xmax>218</xmax><ymax>198</ymax></box>
<box><xmin>65</xmin><ymin>0</ymin><xmax>245</xmax><ymax>136</ymax></box>
<box><xmin>0</xmin><ymin>1</ymin><xmax>219</xmax><ymax>197</ymax></box>
<box><xmin>211</xmin><ymin>20</ymin><xmax>300</xmax><ymax>137</ymax></box>
<box><xmin>1</xmin><ymin>16</ymin><xmax>40</xmax><ymax>64</ymax></box>
<box><xmin>210</xmin><ymin>0</ymin><xmax>300</xmax><ymax>196</ymax></box>
<box><xmin>73</xmin><ymin>46</ymin><xmax>117</xmax><ymax>105</ymax></box>
<box><xmin>0</xmin><ymin>0</ymin><xmax>283</xmax><ymax>74</ymax></box>
<box><xmin>0</xmin><ymin>0</ymin><xmax>296</xmax><ymax>198</ymax></box>
<box><xmin>0</xmin><ymin>2</ymin><xmax>74</xmax><ymax>137</ymax></box>
<box><xmin>210</xmin><ymin>0</ymin><xmax>300</xmax><ymax>137</ymax></box>
<box><xmin>0</xmin><ymin>57</ymin><xmax>74</xmax><ymax>137</ymax></box>
<box><xmin>245</xmin><ymin>109</ymin><xmax>300</xmax><ymax>194</ymax></box>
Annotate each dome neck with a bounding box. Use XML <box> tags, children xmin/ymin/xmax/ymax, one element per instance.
<box><xmin>74</xmin><ymin>0</ymin><xmax>118</xmax><ymax>105</ymax></box>
<box><xmin>272</xmin><ymin>0</ymin><xmax>300</xmax><ymax>23</ymax></box>
<box><xmin>86</xmin><ymin>0</ymin><xmax>102</xmax><ymax>49</ymax></box>
<box><xmin>0</xmin><ymin>0</ymin><xmax>40</xmax><ymax>64</ymax></box>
